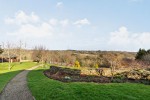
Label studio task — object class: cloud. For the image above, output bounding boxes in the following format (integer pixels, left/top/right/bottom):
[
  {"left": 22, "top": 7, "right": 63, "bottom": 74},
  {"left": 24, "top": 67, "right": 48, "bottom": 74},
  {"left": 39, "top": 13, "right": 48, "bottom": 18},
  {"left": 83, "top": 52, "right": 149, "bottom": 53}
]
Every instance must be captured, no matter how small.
[
  {"left": 4, "top": 11, "right": 73, "bottom": 39},
  {"left": 109, "top": 26, "right": 130, "bottom": 45},
  {"left": 49, "top": 18, "right": 69, "bottom": 27},
  {"left": 56, "top": 2, "right": 63, "bottom": 9},
  {"left": 5, "top": 10, "right": 39, "bottom": 25},
  {"left": 3, "top": 10, "right": 105, "bottom": 50},
  {"left": 73, "top": 18, "right": 90, "bottom": 27},
  {"left": 7, "top": 22, "right": 53, "bottom": 38},
  {"left": 108, "top": 26, "right": 150, "bottom": 51},
  {"left": 4, "top": 11, "right": 54, "bottom": 38},
  {"left": 49, "top": 18, "right": 58, "bottom": 26},
  {"left": 60, "top": 19, "right": 69, "bottom": 27}
]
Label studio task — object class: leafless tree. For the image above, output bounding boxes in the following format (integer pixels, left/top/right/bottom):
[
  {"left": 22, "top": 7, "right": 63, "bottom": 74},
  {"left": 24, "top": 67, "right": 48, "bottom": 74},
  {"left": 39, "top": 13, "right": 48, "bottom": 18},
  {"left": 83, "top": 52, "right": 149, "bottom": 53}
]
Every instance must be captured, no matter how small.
[
  {"left": 32, "top": 45, "right": 48, "bottom": 67},
  {"left": 16, "top": 40, "right": 27, "bottom": 64},
  {"left": 0, "top": 42, "right": 4, "bottom": 64},
  {"left": 4, "top": 42, "right": 19, "bottom": 70},
  {"left": 104, "top": 54, "right": 120, "bottom": 80},
  {"left": 6, "top": 42, "right": 11, "bottom": 70},
  {"left": 19, "top": 41, "right": 23, "bottom": 63}
]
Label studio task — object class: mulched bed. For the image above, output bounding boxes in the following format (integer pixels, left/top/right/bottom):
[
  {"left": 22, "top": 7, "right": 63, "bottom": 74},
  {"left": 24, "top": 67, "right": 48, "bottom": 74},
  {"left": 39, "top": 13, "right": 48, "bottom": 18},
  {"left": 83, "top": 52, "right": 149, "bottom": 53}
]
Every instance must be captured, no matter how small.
[
  {"left": 44, "top": 70, "right": 111, "bottom": 83},
  {"left": 43, "top": 66, "right": 150, "bottom": 84}
]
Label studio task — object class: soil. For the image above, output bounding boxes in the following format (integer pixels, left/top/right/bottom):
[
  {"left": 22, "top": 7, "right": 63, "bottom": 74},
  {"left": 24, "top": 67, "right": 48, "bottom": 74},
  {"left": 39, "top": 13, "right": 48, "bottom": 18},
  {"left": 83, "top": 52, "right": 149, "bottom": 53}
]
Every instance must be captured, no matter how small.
[
  {"left": 44, "top": 70, "right": 111, "bottom": 83},
  {"left": 43, "top": 66, "right": 150, "bottom": 85}
]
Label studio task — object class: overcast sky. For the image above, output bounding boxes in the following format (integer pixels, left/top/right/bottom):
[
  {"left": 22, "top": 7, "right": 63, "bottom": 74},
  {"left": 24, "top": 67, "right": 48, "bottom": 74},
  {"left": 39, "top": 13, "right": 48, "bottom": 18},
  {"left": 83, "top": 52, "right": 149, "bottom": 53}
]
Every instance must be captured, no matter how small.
[{"left": 0, "top": 0, "right": 150, "bottom": 51}]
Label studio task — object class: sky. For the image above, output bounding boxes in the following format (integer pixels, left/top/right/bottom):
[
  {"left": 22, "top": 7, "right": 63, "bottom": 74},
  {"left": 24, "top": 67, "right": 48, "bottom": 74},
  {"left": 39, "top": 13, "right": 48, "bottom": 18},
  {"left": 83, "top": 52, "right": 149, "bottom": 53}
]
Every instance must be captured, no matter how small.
[{"left": 0, "top": 0, "right": 150, "bottom": 51}]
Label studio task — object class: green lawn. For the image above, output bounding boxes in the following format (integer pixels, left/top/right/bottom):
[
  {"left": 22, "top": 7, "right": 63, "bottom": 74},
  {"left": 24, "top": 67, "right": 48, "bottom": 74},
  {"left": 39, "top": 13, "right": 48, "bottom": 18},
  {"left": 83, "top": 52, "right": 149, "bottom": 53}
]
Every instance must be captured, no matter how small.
[
  {"left": 0, "top": 62, "right": 38, "bottom": 92},
  {"left": 28, "top": 67, "right": 150, "bottom": 100}
]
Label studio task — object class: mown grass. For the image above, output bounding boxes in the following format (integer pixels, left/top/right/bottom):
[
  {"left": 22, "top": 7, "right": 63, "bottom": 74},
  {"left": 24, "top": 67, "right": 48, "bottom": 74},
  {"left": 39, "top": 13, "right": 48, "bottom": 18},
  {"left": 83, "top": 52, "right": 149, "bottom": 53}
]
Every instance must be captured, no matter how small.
[
  {"left": 28, "top": 67, "right": 150, "bottom": 100},
  {"left": 0, "top": 62, "right": 38, "bottom": 92}
]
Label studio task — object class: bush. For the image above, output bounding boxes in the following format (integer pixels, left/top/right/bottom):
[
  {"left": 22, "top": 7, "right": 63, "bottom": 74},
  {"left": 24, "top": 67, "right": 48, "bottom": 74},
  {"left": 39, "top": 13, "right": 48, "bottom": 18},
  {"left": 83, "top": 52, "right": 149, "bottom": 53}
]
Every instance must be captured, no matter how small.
[
  {"left": 94, "top": 64, "right": 99, "bottom": 69},
  {"left": 135, "top": 48, "right": 147, "bottom": 60},
  {"left": 0, "top": 48, "right": 3, "bottom": 54},
  {"left": 74, "top": 60, "right": 80, "bottom": 68}
]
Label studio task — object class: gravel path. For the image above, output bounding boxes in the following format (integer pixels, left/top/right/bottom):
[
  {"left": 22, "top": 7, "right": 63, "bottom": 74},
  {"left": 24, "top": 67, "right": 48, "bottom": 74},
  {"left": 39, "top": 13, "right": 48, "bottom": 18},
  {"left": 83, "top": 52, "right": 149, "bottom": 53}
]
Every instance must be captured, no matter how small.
[{"left": 0, "top": 65, "right": 41, "bottom": 100}]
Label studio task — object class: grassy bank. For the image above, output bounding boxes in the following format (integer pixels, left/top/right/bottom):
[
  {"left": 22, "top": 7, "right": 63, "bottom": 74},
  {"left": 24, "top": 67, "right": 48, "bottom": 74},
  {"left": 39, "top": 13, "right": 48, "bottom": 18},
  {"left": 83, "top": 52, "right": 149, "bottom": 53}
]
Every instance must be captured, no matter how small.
[
  {"left": 28, "top": 67, "right": 150, "bottom": 100},
  {"left": 0, "top": 62, "right": 37, "bottom": 92}
]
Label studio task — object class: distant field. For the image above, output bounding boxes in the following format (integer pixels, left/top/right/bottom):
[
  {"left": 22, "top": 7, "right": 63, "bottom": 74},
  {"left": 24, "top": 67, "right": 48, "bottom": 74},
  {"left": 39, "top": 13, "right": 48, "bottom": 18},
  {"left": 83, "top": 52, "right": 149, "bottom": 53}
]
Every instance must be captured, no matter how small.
[
  {"left": 0, "top": 62, "right": 37, "bottom": 92},
  {"left": 28, "top": 67, "right": 150, "bottom": 100}
]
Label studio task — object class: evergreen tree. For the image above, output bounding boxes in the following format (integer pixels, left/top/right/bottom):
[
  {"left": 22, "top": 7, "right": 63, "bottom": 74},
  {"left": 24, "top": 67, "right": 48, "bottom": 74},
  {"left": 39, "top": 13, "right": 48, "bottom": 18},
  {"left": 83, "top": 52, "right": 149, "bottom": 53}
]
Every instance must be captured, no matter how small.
[
  {"left": 0, "top": 45, "right": 3, "bottom": 54},
  {"left": 135, "top": 48, "right": 147, "bottom": 60}
]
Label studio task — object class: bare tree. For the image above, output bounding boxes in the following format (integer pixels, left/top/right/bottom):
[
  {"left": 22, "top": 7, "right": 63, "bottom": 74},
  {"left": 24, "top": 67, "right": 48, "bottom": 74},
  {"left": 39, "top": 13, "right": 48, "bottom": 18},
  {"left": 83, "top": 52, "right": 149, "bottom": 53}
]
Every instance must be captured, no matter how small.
[
  {"left": 6, "top": 42, "right": 11, "bottom": 70},
  {"left": 0, "top": 45, "right": 2, "bottom": 54},
  {"left": 0, "top": 43, "right": 4, "bottom": 64},
  {"left": 104, "top": 53, "right": 120, "bottom": 80},
  {"left": 65, "top": 51, "right": 75, "bottom": 66},
  {"left": 3, "top": 42, "right": 18, "bottom": 70},
  {"left": 17, "top": 40, "right": 26, "bottom": 64},
  {"left": 1, "top": 42, "right": 4, "bottom": 64},
  {"left": 32, "top": 45, "right": 47, "bottom": 67}
]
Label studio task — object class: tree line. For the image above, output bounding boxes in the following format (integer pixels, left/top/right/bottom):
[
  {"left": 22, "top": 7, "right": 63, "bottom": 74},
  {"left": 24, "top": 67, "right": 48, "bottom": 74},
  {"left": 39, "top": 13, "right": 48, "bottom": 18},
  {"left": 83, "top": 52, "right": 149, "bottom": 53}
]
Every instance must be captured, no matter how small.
[
  {"left": 2, "top": 41, "right": 146, "bottom": 71},
  {"left": 136, "top": 48, "right": 150, "bottom": 62}
]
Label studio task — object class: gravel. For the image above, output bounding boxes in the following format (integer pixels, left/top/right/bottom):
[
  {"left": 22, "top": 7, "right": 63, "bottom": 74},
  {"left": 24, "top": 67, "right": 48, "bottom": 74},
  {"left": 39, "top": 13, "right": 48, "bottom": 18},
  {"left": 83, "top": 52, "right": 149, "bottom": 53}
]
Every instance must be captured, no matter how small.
[{"left": 0, "top": 65, "right": 40, "bottom": 100}]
